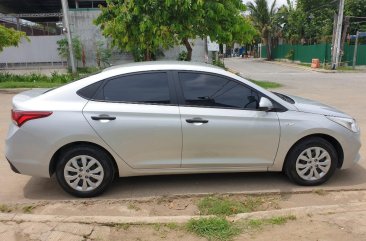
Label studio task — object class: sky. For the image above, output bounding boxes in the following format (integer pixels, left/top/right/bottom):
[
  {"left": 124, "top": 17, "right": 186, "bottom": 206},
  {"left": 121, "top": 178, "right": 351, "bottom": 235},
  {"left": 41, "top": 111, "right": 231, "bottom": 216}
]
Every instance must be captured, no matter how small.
[{"left": 242, "top": 0, "right": 288, "bottom": 8}]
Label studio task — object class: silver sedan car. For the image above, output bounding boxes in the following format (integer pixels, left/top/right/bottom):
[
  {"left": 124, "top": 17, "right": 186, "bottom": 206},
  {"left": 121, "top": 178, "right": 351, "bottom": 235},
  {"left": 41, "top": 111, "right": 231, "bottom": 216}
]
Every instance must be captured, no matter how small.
[{"left": 5, "top": 62, "right": 361, "bottom": 197}]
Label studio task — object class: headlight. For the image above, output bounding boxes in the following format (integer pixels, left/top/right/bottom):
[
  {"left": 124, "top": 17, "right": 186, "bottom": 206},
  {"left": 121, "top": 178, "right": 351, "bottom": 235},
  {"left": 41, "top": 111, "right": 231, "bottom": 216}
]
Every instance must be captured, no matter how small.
[{"left": 327, "top": 116, "right": 360, "bottom": 133}]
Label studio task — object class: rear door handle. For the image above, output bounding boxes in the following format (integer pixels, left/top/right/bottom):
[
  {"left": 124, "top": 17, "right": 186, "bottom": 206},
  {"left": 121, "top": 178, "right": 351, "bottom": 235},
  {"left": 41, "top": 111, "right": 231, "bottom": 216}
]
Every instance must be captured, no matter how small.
[
  {"left": 186, "top": 118, "right": 209, "bottom": 124},
  {"left": 91, "top": 115, "right": 116, "bottom": 121}
]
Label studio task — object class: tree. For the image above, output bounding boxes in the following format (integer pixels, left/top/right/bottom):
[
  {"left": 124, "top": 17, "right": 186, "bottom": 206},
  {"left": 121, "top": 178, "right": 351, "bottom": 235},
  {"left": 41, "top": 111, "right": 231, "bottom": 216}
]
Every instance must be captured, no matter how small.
[
  {"left": 57, "top": 37, "right": 82, "bottom": 67},
  {"left": 247, "top": 0, "right": 277, "bottom": 60},
  {"left": 95, "top": 40, "right": 112, "bottom": 68},
  {"left": 95, "top": 0, "right": 175, "bottom": 61},
  {"left": 296, "top": 0, "right": 336, "bottom": 44},
  {"left": 166, "top": 0, "right": 256, "bottom": 60},
  {"left": 95, "top": 0, "right": 256, "bottom": 61},
  {"left": 0, "top": 25, "right": 28, "bottom": 52},
  {"left": 275, "top": 0, "right": 304, "bottom": 44},
  {"left": 345, "top": 0, "right": 366, "bottom": 35}
]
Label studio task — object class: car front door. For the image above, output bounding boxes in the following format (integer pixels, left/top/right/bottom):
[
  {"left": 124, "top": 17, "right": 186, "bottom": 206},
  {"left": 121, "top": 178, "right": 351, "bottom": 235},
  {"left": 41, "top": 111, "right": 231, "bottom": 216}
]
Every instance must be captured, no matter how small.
[
  {"left": 176, "top": 71, "right": 281, "bottom": 168},
  {"left": 83, "top": 71, "right": 182, "bottom": 169}
]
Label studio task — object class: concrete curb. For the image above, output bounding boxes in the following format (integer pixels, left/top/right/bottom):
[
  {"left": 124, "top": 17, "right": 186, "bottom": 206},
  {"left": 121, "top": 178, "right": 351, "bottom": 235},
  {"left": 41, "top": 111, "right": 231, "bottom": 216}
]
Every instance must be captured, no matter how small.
[
  {"left": 1, "top": 202, "right": 365, "bottom": 225},
  {"left": 263, "top": 60, "right": 335, "bottom": 73}
]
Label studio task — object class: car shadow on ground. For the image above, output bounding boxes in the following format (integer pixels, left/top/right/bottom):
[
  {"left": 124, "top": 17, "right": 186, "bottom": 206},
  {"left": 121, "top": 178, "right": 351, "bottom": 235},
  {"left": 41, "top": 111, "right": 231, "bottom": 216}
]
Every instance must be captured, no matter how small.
[{"left": 22, "top": 164, "right": 366, "bottom": 200}]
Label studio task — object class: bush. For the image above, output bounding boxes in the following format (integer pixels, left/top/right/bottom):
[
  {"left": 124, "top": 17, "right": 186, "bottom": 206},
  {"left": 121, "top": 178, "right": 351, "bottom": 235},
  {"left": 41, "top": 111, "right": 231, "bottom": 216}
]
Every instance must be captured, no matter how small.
[
  {"left": 178, "top": 51, "right": 188, "bottom": 61},
  {"left": 285, "top": 49, "right": 295, "bottom": 61}
]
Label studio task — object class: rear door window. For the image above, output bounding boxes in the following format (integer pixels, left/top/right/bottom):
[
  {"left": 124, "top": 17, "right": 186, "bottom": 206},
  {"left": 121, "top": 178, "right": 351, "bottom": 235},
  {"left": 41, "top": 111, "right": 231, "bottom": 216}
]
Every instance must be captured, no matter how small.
[{"left": 93, "top": 72, "right": 171, "bottom": 104}]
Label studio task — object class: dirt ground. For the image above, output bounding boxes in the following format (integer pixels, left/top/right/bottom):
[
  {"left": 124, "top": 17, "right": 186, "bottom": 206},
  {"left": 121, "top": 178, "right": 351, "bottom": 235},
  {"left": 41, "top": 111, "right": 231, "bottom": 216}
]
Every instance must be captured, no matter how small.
[
  {"left": 1, "top": 190, "right": 366, "bottom": 241},
  {"left": 1, "top": 204, "right": 366, "bottom": 241},
  {"left": 1, "top": 190, "right": 366, "bottom": 217}
]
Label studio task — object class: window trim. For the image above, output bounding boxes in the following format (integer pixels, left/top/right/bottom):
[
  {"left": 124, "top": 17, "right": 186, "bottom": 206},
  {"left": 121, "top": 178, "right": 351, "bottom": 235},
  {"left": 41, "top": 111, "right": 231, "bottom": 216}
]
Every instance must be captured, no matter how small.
[
  {"left": 173, "top": 70, "right": 287, "bottom": 112},
  {"left": 78, "top": 71, "right": 178, "bottom": 106}
]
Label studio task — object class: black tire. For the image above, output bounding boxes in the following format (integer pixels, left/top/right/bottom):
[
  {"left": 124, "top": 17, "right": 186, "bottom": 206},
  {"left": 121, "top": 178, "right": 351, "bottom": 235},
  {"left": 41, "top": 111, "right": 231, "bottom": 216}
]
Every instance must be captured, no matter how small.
[
  {"left": 55, "top": 145, "right": 115, "bottom": 198},
  {"left": 284, "top": 137, "right": 338, "bottom": 186}
]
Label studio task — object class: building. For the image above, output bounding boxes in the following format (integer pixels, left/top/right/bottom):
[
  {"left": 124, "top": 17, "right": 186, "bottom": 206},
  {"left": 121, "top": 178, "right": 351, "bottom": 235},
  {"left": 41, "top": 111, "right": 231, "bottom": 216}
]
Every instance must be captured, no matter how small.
[{"left": 0, "top": 0, "right": 207, "bottom": 69}]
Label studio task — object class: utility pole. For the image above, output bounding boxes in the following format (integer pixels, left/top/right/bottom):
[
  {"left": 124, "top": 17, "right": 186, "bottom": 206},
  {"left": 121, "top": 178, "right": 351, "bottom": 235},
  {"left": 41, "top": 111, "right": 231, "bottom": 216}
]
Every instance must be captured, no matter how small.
[
  {"left": 352, "top": 31, "right": 359, "bottom": 69},
  {"left": 340, "top": 16, "right": 350, "bottom": 57},
  {"left": 61, "top": 0, "right": 77, "bottom": 74},
  {"left": 331, "top": 0, "right": 345, "bottom": 69}
]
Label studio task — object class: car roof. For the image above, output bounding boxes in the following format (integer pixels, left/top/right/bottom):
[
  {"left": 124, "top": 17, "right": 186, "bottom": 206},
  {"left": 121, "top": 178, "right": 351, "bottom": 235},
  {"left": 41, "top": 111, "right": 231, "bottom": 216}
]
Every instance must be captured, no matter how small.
[{"left": 102, "top": 61, "right": 225, "bottom": 74}]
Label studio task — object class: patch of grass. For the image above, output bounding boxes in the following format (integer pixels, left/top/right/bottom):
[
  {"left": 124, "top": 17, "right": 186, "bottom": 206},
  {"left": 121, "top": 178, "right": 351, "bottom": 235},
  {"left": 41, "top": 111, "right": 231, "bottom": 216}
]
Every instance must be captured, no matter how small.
[
  {"left": 250, "top": 80, "right": 282, "bottom": 89},
  {"left": 298, "top": 63, "right": 311, "bottom": 67},
  {"left": 312, "top": 189, "right": 328, "bottom": 196},
  {"left": 0, "top": 204, "right": 13, "bottom": 213},
  {"left": 187, "top": 217, "right": 240, "bottom": 241},
  {"left": 165, "top": 222, "right": 180, "bottom": 230},
  {"left": 127, "top": 203, "right": 141, "bottom": 211},
  {"left": 0, "top": 69, "right": 100, "bottom": 88},
  {"left": 22, "top": 205, "right": 35, "bottom": 214},
  {"left": 241, "top": 215, "right": 296, "bottom": 231},
  {"left": 198, "top": 196, "right": 263, "bottom": 216},
  {"left": 114, "top": 223, "right": 131, "bottom": 231},
  {"left": 0, "top": 81, "right": 64, "bottom": 88}
]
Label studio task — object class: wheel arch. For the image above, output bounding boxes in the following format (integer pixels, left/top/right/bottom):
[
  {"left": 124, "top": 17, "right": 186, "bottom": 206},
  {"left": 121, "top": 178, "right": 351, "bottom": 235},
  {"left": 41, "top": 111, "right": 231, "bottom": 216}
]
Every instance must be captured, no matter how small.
[
  {"left": 282, "top": 133, "right": 344, "bottom": 171},
  {"left": 49, "top": 141, "right": 119, "bottom": 177}
]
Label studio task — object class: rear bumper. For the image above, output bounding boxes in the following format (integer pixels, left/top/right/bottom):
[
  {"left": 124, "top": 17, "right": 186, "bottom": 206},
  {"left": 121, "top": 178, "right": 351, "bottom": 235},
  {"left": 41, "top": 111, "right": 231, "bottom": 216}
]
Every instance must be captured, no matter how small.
[
  {"left": 5, "top": 123, "right": 52, "bottom": 178},
  {"left": 6, "top": 157, "right": 20, "bottom": 174}
]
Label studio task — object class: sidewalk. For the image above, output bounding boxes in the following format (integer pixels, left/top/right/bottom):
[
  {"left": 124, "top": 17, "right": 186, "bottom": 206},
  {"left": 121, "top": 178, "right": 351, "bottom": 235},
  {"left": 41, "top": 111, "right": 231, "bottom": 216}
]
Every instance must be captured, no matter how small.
[{"left": 1, "top": 201, "right": 366, "bottom": 241}]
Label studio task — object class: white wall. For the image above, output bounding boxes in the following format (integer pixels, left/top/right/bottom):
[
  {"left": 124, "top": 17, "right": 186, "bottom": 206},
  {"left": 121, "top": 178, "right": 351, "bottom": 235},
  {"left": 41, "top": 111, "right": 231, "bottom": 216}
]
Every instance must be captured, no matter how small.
[{"left": 0, "top": 35, "right": 64, "bottom": 64}]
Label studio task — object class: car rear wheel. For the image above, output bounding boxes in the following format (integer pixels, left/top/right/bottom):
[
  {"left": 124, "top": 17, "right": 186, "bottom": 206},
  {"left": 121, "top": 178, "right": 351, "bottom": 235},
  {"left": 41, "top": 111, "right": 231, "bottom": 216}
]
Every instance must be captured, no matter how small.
[
  {"left": 285, "top": 137, "right": 338, "bottom": 186},
  {"left": 55, "top": 145, "right": 114, "bottom": 197}
]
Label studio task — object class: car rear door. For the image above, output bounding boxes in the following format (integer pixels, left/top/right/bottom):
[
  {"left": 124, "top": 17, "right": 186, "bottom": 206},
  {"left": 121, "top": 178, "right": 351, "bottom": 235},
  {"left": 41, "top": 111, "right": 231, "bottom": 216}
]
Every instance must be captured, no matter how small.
[
  {"left": 82, "top": 71, "right": 182, "bottom": 169},
  {"left": 175, "top": 71, "right": 281, "bottom": 168}
]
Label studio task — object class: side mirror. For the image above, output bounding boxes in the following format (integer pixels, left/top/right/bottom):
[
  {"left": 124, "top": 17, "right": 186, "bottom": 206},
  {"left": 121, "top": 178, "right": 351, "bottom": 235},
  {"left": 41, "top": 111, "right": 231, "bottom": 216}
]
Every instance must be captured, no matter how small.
[{"left": 259, "top": 97, "right": 273, "bottom": 111}]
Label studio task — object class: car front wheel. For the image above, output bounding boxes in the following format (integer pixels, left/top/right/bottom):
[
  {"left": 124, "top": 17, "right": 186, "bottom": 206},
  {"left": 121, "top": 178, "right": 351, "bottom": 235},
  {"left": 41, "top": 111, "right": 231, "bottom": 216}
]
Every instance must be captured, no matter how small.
[
  {"left": 285, "top": 137, "right": 338, "bottom": 186},
  {"left": 55, "top": 145, "right": 114, "bottom": 197}
]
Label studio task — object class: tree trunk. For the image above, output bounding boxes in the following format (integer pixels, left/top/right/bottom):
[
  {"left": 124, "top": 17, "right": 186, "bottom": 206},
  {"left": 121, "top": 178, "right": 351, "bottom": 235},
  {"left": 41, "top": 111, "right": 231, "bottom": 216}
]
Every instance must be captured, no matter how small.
[
  {"left": 144, "top": 49, "right": 152, "bottom": 61},
  {"left": 183, "top": 38, "right": 193, "bottom": 61},
  {"left": 266, "top": 34, "right": 272, "bottom": 60}
]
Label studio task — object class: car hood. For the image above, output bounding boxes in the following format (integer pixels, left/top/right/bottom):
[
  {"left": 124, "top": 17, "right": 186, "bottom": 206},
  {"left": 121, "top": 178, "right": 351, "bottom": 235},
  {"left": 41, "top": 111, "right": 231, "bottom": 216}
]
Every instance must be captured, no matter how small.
[{"left": 288, "top": 95, "right": 351, "bottom": 118}]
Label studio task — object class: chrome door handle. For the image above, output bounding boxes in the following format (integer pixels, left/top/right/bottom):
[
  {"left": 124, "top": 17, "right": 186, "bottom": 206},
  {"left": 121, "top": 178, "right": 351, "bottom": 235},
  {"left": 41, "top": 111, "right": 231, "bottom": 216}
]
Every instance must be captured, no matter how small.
[
  {"left": 186, "top": 118, "right": 209, "bottom": 124},
  {"left": 91, "top": 115, "right": 116, "bottom": 121}
]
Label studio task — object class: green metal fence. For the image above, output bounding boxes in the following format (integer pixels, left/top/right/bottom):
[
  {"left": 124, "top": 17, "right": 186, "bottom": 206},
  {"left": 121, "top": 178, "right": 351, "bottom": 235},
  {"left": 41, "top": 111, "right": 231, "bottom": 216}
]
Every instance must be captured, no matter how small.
[{"left": 261, "top": 44, "right": 366, "bottom": 66}]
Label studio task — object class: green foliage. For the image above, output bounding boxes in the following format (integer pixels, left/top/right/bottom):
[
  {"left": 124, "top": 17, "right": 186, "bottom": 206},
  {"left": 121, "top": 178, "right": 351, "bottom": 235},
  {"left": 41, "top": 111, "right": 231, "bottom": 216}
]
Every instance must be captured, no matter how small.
[
  {"left": 178, "top": 51, "right": 188, "bottom": 61},
  {"left": 198, "top": 196, "right": 263, "bottom": 216},
  {"left": 345, "top": 0, "right": 366, "bottom": 34},
  {"left": 0, "top": 25, "right": 28, "bottom": 52},
  {"left": 187, "top": 217, "right": 240, "bottom": 241},
  {"left": 95, "top": 0, "right": 175, "bottom": 61},
  {"left": 95, "top": 40, "right": 112, "bottom": 68},
  {"left": 0, "top": 204, "right": 12, "bottom": 213},
  {"left": 212, "top": 59, "right": 226, "bottom": 69},
  {"left": 247, "top": 0, "right": 278, "bottom": 59},
  {"left": 248, "top": 79, "right": 282, "bottom": 89},
  {"left": 241, "top": 215, "right": 297, "bottom": 231},
  {"left": 95, "top": 0, "right": 256, "bottom": 61},
  {"left": 285, "top": 49, "right": 295, "bottom": 60},
  {"left": 22, "top": 205, "right": 35, "bottom": 214},
  {"left": 57, "top": 37, "right": 83, "bottom": 65},
  {"left": 273, "top": 0, "right": 337, "bottom": 44},
  {"left": 0, "top": 70, "right": 98, "bottom": 88}
]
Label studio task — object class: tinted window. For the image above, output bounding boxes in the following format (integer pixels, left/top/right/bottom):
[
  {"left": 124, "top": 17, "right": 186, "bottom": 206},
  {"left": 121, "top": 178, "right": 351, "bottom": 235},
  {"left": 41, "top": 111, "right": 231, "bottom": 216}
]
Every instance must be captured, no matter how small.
[
  {"left": 96, "top": 72, "right": 170, "bottom": 104},
  {"left": 179, "top": 72, "right": 260, "bottom": 109}
]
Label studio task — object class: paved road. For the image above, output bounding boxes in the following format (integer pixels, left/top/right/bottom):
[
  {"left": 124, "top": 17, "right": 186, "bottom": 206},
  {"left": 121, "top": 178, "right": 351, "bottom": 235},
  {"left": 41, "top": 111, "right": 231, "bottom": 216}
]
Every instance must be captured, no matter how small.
[{"left": 0, "top": 60, "right": 365, "bottom": 202}]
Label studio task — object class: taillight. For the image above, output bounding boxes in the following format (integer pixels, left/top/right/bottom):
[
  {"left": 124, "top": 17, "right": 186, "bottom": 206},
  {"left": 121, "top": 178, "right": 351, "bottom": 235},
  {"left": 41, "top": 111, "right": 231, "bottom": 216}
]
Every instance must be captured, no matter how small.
[{"left": 11, "top": 110, "right": 52, "bottom": 127}]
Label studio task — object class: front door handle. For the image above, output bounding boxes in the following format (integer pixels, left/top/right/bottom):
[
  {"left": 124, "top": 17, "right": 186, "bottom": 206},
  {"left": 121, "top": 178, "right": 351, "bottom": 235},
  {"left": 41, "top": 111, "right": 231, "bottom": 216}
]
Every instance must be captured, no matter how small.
[
  {"left": 91, "top": 115, "right": 116, "bottom": 121},
  {"left": 186, "top": 118, "right": 209, "bottom": 124}
]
